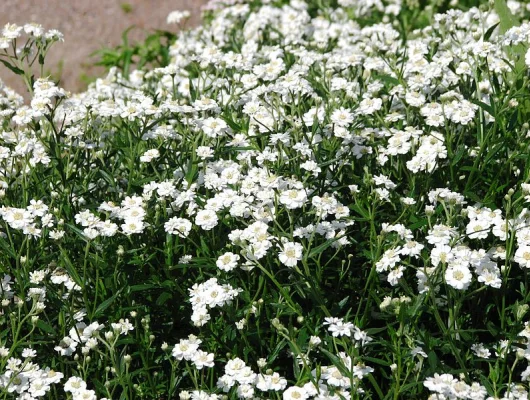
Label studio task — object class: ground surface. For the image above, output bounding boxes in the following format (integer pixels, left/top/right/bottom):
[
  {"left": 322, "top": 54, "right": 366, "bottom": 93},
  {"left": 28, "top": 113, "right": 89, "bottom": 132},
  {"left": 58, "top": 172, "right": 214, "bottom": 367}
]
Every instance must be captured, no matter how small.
[{"left": 0, "top": 0, "right": 208, "bottom": 97}]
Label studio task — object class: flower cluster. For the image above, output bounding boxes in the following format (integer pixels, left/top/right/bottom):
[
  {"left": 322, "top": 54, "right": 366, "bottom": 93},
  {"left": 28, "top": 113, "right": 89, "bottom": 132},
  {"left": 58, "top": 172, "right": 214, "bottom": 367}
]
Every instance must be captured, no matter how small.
[
  {"left": 172, "top": 335, "right": 215, "bottom": 370},
  {"left": 0, "top": 351, "right": 64, "bottom": 399},
  {"left": 188, "top": 278, "right": 241, "bottom": 327},
  {"left": 2, "top": 0, "right": 530, "bottom": 398}
]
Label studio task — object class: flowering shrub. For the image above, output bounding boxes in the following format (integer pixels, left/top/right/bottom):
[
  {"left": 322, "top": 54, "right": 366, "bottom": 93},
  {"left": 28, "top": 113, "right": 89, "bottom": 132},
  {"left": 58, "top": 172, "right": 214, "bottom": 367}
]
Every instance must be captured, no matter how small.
[{"left": 1, "top": 0, "right": 530, "bottom": 398}]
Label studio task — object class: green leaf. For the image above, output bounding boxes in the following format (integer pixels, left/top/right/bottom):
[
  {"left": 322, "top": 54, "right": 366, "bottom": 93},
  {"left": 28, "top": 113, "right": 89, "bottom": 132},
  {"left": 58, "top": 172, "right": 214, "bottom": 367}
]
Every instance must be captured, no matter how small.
[
  {"left": 494, "top": 0, "right": 527, "bottom": 74},
  {"left": 94, "top": 288, "right": 123, "bottom": 318},
  {"left": 486, "top": 321, "right": 499, "bottom": 337},
  {"left": 494, "top": 0, "right": 518, "bottom": 34},
  {"left": 128, "top": 284, "right": 158, "bottom": 292},
  {"left": 156, "top": 292, "right": 172, "bottom": 306},
  {"left": 308, "top": 237, "right": 341, "bottom": 258},
  {"left": 58, "top": 247, "right": 83, "bottom": 288},
  {"left": 36, "top": 320, "right": 56, "bottom": 335},
  {"left": 427, "top": 351, "right": 439, "bottom": 371},
  {"left": 320, "top": 348, "right": 351, "bottom": 377},
  {"left": 222, "top": 114, "right": 241, "bottom": 131},
  {"left": 0, "top": 59, "right": 25, "bottom": 76},
  {"left": 349, "top": 204, "right": 370, "bottom": 220},
  {"left": 362, "top": 356, "right": 391, "bottom": 366},
  {"left": 338, "top": 296, "right": 350, "bottom": 308},
  {"left": 470, "top": 99, "right": 495, "bottom": 117},
  {"left": 484, "top": 22, "right": 500, "bottom": 41},
  {"left": 0, "top": 237, "right": 16, "bottom": 259},
  {"left": 375, "top": 73, "right": 400, "bottom": 86},
  {"left": 484, "top": 143, "right": 505, "bottom": 164},
  {"left": 366, "top": 374, "right": 385, "bottom": 399},
  {"left": 267, "top": 338, "right": 288, "bottom": 364},
  {"left": 451, "top": 145, "right": 466, "bottom": 167},
  {"left": 65, "top": 223, "right": 89, "bottom": 243}
]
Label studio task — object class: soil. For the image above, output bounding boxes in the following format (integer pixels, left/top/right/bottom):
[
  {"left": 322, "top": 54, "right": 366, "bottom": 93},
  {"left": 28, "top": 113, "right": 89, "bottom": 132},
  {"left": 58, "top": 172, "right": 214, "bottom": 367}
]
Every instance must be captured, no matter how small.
[{"left": 0, "top": 0, "right": 209, "bottom": 97}]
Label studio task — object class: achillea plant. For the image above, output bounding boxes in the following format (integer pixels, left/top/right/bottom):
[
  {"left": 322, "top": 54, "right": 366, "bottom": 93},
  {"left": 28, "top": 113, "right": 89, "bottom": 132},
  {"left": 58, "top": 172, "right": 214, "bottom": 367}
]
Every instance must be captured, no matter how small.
[{"left": 1, "top": 0, "right": 530, "bottom": 399}]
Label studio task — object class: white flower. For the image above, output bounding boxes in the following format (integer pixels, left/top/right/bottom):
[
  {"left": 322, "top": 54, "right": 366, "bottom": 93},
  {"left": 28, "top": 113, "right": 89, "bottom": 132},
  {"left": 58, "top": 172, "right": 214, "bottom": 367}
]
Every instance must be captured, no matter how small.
[
  {"left": 2, "top": 23, "right": 23, "bottom": 39},
  {"left": 278, "top": 242, "right": 303, "bottom": 267},
  {"left": 387, "top": 266, "right": 405, "bottom": 286},
  {"left": 217, "top": 374, "right": 235, "bottom": 392},
  {"left": 237, "top": 384, "right": 255, "bottom": 399},
  {"left": 165, "top": 217, "right": 192, "bottom": 237},
  {"left": 111, "top": 318, "right": 134, "bottom": 335},
  {"left": 279, "top": 189, "right": 307, "bottom": 209},
  {"left": 172, "top": 339, "right": 200, "bottom": 361},
  {"left": 64, "top": 376, "right": 87, "bottom": 393},
  {"left": 121, "top": 219, "right": 145, "bottom": 235},
  {"left": 196, "top": 146, "right": 214, "bottom": 159},
  {"left": 216, "top": 252, "right": 240, "bottom": 272},
  {"left": 471, "top": 343, "right": 490, "bottom": 358},
  {"left": 514, "top": 245, "right": 530, "bottom": 269},
  {"left": 21, "top": 348, "right": 36, "bottom": 358},
  {"left": 430, "top": 244, "right": 453, "bottom": 267},
  {"left": 283, "top": 386, "right": 308, "bottom": 400},
  {"left": 140, "top": 149, "right": 160, "bottom": 162},
  {"left": 466, "top": 219, "right": 490, "bottom": 240},
  {"left": 330, "top": 107, "right": 354, "bottom": 127},
  {"left": 73, "top": 388, "right": 97, "bottom": 400},
  {"left": 195, "top": 209, "right": 219, "bottom": 231},
  {"left": 192, "top": 350, "right": 215, "bottom": 369},
  {"left": 29, "top": 378, "right": 50, "bottom": 397},
  {"left": 167, "top": 10, "right": 191, "bottom": 24},
  {"left": 357, "top": 97, "right": 382, "bottom": 115},
  {"left": 323, "top": 317, "right": 354, "bottom": 337},
  {"left": 352, "top": 363, "right": 374, "bottom": 378},
  {"left": 445, "top": 265, "right": 472, "bottom": 290},
  {"left": 55, "top": 336, "right": 78, "bottom": 356}
]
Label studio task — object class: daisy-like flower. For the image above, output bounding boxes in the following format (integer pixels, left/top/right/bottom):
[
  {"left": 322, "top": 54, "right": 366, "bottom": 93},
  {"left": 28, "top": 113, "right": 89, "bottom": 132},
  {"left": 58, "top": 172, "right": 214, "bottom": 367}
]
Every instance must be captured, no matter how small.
[
  {"left": 195, "top": 209, "right": 219, "bottom": 231},
  {"left": 2, "top": 23, "right": 23, "bottom": 39},
  {"left": 278, "top": 241, "right": 303, "bottom": 267},
  {"left": 445, "top": 265, "right": 472, "bottom": 290},
  {"left": 29, "top": 378, "right": 50, "bottom": 397},
  {"left": 111, "top": 318, "right": 134, "bottom": 335},
  {"left": 167, "top": 10, "right": 191, "bottom": 25},
  {"left": 357, "top": 97, "right": 382, "bottom": 115},
  {"left": 121, "top": 219, "right": 145, "bottom": 235},
  {"left": 216, "top": 252, "right": 240, "bottom": 272},
  {"left": 323, "top": 317, "right": 354, "bottom": 337},
  {"left": 63, "top": 376, "right": 87, "bottom": 393},
  {"left": 73, "top": 388, "right": 97, "bottom": 400},
  {"left": 466, "top": 219, "right": 491, "bottom": 240},
  {"left": 172, "top": 338, "right": 201, "bottom": 361},
  {"left": 279, "top": 189, "right": 307, "bottom": 209},
  {"left": 330, "top": 107, "right": 354, "bottom": 127},
  {"left": 283, "top": 386, "right": 308, "bottom": 400},
  {"left": 191, "top": 350, "right": 215, "bottom": 369},
  {"left": 55, "top": 336, "right": 78, "bottom": 356},
  {"left": 165, "top": 217, "right": 192, "bottom": 237},
  {"left": 140, "top": 149, "right": 160, "bottom": 162},
  {"left": 352, "top": 363, "right": 374, "bottom": 379},
  {"left": 514, "top": 245, "right": 530, "bottom": 269}
]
